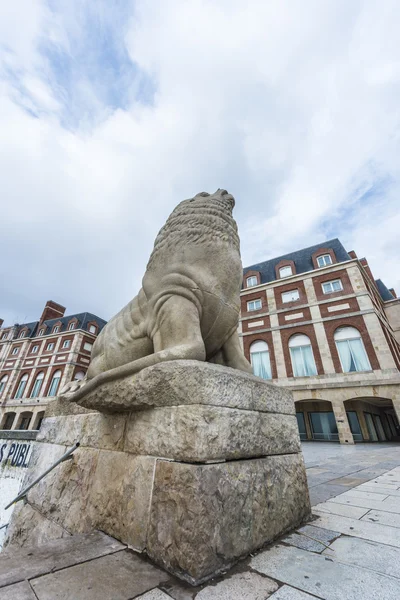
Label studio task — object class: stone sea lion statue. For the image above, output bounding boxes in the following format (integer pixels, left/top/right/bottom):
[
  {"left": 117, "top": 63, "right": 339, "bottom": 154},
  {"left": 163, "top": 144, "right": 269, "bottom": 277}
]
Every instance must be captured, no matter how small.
[{"left": 62, "top": 189, "right": 252, "bottom": 405}]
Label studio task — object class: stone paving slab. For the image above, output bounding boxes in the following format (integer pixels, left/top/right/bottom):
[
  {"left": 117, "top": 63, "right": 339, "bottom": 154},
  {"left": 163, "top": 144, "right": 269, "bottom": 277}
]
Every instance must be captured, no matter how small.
[
  {"left": 269, "top": 586, "right": 321, "bottom": 599},
  {"left": 30, "top": 550, "right": 170, "bottom": 600},
  {"left": 328, "top": 493, "right": 400, "bottom": 513},
  {"left": 322, "top": 536, "right": 400, "bottom": 579},
  {"left": 0, "top": 581, "right": 36, "bottom": 600},
  {"left": 312, "top": 501, "right": 369, "bottom": 519},
  {"left": 195, "top": 572, "right": 279, "bottom": 599},
  {"left": 312, "top": 512, "right": 400, "bottom": 548},
  {"left": 136, "top": 591, "right": 173, "bottom": 599},
  {"left": 0, "top": 531, "right": 124, "bottom": 587},
  {"left": 308, "top": 484, "right": 351, "bottom": 506},
  {"left": 335, "top": 489, "right": 389, "bottom": 501},
  {"left": 250, "top": 544, "right": 400, "bottom": 599},
  {"left": 358, "top": 485, "right": 400, "bottom": 497},
  {"left": 361, "top": 509, "right": 400, "bottom": 528}
]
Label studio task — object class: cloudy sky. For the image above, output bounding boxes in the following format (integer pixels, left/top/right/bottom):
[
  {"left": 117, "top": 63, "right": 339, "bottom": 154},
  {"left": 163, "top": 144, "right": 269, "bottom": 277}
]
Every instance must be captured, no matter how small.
[{"left": 1, "top": 0, "right": 399, "bottom": 326}]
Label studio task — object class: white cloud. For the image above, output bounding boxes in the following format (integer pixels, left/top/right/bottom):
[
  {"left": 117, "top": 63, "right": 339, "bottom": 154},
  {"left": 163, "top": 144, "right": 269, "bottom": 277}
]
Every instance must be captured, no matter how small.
[{"left": 0, "top": 0, "right": 399, "bottom": 325}]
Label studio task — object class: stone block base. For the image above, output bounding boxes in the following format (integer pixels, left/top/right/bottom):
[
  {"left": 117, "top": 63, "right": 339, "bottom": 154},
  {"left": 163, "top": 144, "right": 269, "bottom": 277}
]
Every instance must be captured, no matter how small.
[{"left": 6, "top": 361, "right": 311, "bottom": 585}]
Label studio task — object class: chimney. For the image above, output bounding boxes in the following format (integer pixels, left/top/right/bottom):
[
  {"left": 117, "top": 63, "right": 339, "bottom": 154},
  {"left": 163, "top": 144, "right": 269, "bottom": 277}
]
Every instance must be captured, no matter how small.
[
  {"left": 40, "top": 301, "right": 66, "bottom": 324},
  {"left": 348, "top": 250, "right": 357, "bottom": 259},
  {"left": 389, "top": 288, "right": 397, "bottom": 299}
]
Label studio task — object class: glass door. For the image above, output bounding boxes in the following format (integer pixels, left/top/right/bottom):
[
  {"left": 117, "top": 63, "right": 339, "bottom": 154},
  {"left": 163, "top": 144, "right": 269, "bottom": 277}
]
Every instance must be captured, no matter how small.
[
  {"left": 364, "top": 412, "right": 378, "bottom": 441},
  {"left": 373, "top": 415, "right": 386, "bottom": 441},
  {"left": 310, "top": 412, "right": 339, "bottom": 441},
  {"left": 346, "top": 411, "right": 363, "bottom": 442},
  {"left": 296, "top": 413, "right": 307, "bottom": 440}
]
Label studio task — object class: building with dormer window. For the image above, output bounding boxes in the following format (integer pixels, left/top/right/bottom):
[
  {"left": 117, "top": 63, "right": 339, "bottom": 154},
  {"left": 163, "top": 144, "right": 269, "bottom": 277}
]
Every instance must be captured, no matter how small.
[
  {"left": 0, "top": 300, "right": 106, "bottom": 431},
  {"left": 240, "top": 239, "right": 400, "bottom": 445}
]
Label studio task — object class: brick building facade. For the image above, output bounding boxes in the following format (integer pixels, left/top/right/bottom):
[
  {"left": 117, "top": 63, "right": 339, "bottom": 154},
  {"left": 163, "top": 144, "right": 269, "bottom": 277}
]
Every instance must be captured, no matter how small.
[
  {"left": 241, "top": 239, "right": 400, "bottom": 444},
  {"left": 0, "top": 301, "right": 106, "bottom": 431}
]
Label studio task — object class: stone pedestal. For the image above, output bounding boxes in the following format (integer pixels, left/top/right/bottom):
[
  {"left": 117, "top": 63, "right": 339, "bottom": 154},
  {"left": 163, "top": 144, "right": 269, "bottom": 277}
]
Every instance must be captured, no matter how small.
[{"left": 5, "top": 361, "right": 311, "bottom": 585}]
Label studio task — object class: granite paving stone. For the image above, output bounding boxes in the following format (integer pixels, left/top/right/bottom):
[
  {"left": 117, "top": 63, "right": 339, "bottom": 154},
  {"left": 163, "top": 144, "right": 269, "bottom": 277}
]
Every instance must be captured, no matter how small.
[
  {"left": 328, "top": 493, "right": 400, "bottom": 513},
  {"left": 160, "top": 581, "right": 196, "bottom": 600},
  {"left": 0, "top": 581, "right": 37, "bottom": 600},
  {"left": 283, "top": 533, "right": 327, "bottom": 553},
  {"left": 0, "top": 531, "right": 125, "bottom": 587},
  {"left": 195, "top": 572, "right": 279, "bottom": 600},
  {"left": 322, "top": 536, "right": 400, "bottom": 578},
  {"left": 361, "top": 509, "right": 400, "bottom": 528},
  {"left": 251, "top": 544, "right": 400, "bottom": 599},
  {"left": 312, "top": 501, "right": 369, "bottom": 519},
  {"left": 30, "top": 550, "right": 170, "bottom": 600},
  {"left": 333, "top": 489, "right": 389, "bottom": 501},
  {"left": 308, "top": 484, "right": 350, "bottom": 506},
  {"left": 312, "top": 512, "right": 400, "bottom": 547},
  {"left": 268, "top": 585, "right": 322, "bottom": 600},
  {"left": 357, "top": 485, "right": 400, "bottom": 497},
  {"left": 135, "top": 590, "right": 173, "bottom": 600}
]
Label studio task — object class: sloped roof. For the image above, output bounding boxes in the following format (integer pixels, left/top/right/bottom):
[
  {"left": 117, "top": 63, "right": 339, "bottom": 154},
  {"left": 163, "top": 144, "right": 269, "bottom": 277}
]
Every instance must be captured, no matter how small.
[
  {"left": 243, "top": 239, "right": 351, "bottom": 285},
  {"left": 375, "top": 279, "right": 396, "bottom": 302}
]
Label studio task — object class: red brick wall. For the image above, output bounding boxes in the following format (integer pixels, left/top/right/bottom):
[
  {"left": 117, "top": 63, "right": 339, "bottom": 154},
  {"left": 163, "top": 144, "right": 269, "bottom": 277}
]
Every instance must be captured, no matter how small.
[
  {"left": 241, "top": 290, "right": 267, "bottom": 316},
  {"left": 242, "top": 270, "right": 261, "bottom": 288},
  {"left": 319, "top": 297, "right": 359, "bottom": 318},
  {"left": 274, "top": 281, "right": 307, "bottom": 310},
  {"left": 278, "top": 307, "right": 311, "bottom": 326},
  {"left": 242, "top": 315, "right": 271, "bottom": 332},
  {"left": 313, "top": 269, "right": 353, "bottom": 302}
]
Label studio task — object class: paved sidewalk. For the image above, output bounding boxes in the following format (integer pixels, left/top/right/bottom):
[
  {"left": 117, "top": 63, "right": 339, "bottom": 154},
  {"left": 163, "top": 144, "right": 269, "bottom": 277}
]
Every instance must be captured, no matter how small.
[{"left": 1, "top": 444, "right": 400, "bottom": 599}]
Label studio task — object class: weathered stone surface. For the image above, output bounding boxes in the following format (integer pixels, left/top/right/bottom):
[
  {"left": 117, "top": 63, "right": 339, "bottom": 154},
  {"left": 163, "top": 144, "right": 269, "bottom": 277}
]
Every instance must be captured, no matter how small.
[
  {"left": 69, "top": 360, "right": 295, "bottom": 414},
  {"left": 125, "top": 405, "right": 300, "bottom": 462},
  {"left": 147, "top": 454, "right": 310, "bottom": 585},
  {"left": 60, "top": 189, "right": 253, "bottom": 409},
  {"left": 4, "top": 502, "right": 69, "bottom": 550},
  {"left": 0, "top": 581, "right": 36, "bottom": 600},
  {"left": 45, "top": 395, "right": 95, "bottom": 417},
  {"left": 135, "top": 591, "right": 173, "bottom": 600},
  {"left": 323, "top": 536, "right": 400, "bottom": 579},
  {"left": 268, "top": 586, "right": 322, "bottom": 599},
  {"left": 195, "top": 572, "right": 278, "bottom": 599},
  {"left": 87, "top": 452, "right": 156, "bottom": 551},
  {"left": 30, "top": 550, "right": 170, "bottom": 600},
  {"left": 0, "top": 531, "right": 123, "bottom": 587},
  {"left": 37, "top": 413, "right": 126, "bottom": 451}
]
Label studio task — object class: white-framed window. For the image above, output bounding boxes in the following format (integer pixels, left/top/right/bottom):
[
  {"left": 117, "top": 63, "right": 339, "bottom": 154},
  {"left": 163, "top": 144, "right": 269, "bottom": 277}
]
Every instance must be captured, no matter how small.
[
  {"left": 46, "top": 343, "right": 55, "bottom": 351},
  {"left": 334, "top": 327, "right": 371, "bottom": 373},
  {"left": 47, "top": 370, "right": 62, "bottom": 396},
  {"left": 250, "top": 341, "right": 272, "bottom": 380},
  {"left": 30, "top": 372, "right": 44, "bottom": 398},
  {"left": 74, "top": 371, "right": 85, "bottom": 381},
  {"left": 62, "top": 340, "right": 71, "bottom": 349},
  {"left": 12, "top": 347, "right": 19, "bottom": 355},
  {"left": 0, "top": 375, "right": 8, "bottom": 395},
  {"left": 247, "top": 299, "right": 262, "bottom": 312},
  {"left": 31, "top": 345, "right": 39, "bottom": 353},
  {"left": 282, "top": 289, "right": 300, "bottom": 303},
  {"left": 19, "top": 331, "right": 26, "bottom": 338},
  {"left": 15, "top": 374, "right": 29, "bottom": 399},
  {"left": 53, "top": 326, "right": 60, "bottom": 334},
  {"left": 88, "top": 325, "right": 97, "bottom": 334},
  {"left": 317, "top": 254, "right": 332, "bottom": 268},
  {"left": 322, "top": 279, "right": 343, "bottom": 294},
  {"left": 68, "top": 323, "right": 75, "bottom": 331},
  {"left": 38, "top": 329, "right": 45, "bottom": 336},
  {"left": 2, "top": 333, "right": 8, "bottom": 340},
  {"left": 289, "top": 334, "right": 318, "bottom": 377},
  {"left": 246, "top": 276, "right": 258, "bottom": 288},
  {"left": 279, "top": 266, "right": 293, "bottom": 278}
]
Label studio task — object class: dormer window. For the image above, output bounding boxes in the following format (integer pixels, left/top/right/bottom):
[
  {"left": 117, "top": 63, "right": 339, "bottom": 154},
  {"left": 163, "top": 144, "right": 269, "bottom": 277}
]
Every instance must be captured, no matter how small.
[
  {"left": 322, "top": 279, "right": 343, "bottom": 294},
  {"left": 19, "top": 331, "right": 26, "bottom": 338},
  {"left": 246, "top": 276, "right": 258, "bottom": 288},
  {"left": 68, "top": 323, "right": 75, "bottom": 331},
  {"left": 279, "top": 266, "right": 293, "bottom": 278},
  {"left": 317, "top": 254, "right": 332, "bottom": 268},
  {"left": 2, "top": 333, "right": 8, "bottom": 340},
  {"left": 38, "top": 329, "right": 45, "bottom": 336},
  {"left": 53, "top": 326, "right": 60, "bottom": 334}
]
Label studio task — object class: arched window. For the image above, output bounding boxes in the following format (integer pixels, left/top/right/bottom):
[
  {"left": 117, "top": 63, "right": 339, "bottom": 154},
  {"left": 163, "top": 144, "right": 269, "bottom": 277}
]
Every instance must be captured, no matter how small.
[
  {"left": 289, "top": 334, "right": 317, "bottom": 377},
  {"left": 0, "top": 375, "right": 8, "bottom": 395},
  {"left": 17, "top": 411, "right": 33, "bottom": 430},
  {"left": 74, "top": 371, "right": 85, "bottom": 381},
  {"left": 334, "top": 327, "right": 371, "bottom": 372},
  {"left": 47, "top": 370, "right": 62, "bottom": 397},
  {"left": 250, "top": 341, "right": 272, "bottom": 379},
  {"left": 279, "top": 266, "right": 293, "bottom": 278},
  {"left": 30, "top": 372, "right": 44, "bottom": 398},
  {"left": 2, "top": 412, "right": 16, "bottom": 430},
  {"left": 15, "top": 374, "right": 29, "bottom": 399}
]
